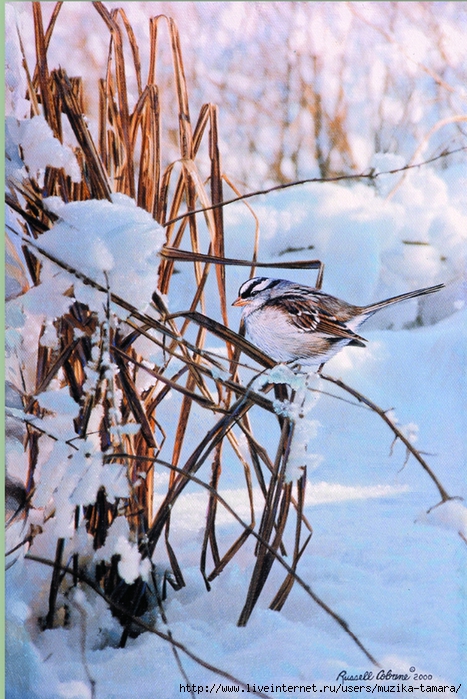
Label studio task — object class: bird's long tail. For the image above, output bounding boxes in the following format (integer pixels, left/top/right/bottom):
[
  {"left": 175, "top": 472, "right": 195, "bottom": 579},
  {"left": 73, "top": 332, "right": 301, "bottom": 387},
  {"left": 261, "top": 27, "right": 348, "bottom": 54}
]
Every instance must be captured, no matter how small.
[{"left": 362, "top": 283, "right": 444, "bottom": 315}]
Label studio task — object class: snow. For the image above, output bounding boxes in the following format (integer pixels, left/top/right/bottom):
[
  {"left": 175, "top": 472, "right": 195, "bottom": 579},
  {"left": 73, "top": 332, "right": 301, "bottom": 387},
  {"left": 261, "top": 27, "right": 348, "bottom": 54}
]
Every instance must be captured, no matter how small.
[
  {"left": 417, "top": 500, "right": 467, "bottom": 538},
  {"left": 5, "top": 116, "right": 81, "bottom": 185},
  {"left": 4, "top": 5, "right": 29, "bottom": 119},
  {"left": 20, "top": 116, "right": 81, "bottom": 182},
  {"left": 263, "top": 369, "right": 323, "bottom": 481},
  {"left": 40, "top": 195, "right": 165, "bottom": 315},
  {"left": 113, "top": 537, "right": 145, "bottom": 585},
  {"left": 5, "top": 3, "right": 467, "bottom": 699}
]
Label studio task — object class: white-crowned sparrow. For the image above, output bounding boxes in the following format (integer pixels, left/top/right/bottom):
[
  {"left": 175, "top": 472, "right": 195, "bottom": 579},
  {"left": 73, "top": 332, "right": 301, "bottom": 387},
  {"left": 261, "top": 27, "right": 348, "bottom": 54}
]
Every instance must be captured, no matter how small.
[{"left": 232, "top": 276, "right": 444, "bottom": 367}]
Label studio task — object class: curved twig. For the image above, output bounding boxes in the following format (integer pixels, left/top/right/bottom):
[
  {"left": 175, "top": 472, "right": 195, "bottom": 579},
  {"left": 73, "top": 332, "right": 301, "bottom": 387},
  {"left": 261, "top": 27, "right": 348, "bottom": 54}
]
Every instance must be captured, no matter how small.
[
  {"left": 319, "top": 372, "right": 452, "bottom": 503},
  {"left": 162, "top": 146, "right": 467, "bottom": 228}
]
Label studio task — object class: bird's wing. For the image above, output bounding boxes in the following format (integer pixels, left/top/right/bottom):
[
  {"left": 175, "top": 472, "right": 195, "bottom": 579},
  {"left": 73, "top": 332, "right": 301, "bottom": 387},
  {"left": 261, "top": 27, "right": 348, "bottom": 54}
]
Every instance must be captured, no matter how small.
[{"left": 267, "top": 296, "right": 367, "bottom": 344}]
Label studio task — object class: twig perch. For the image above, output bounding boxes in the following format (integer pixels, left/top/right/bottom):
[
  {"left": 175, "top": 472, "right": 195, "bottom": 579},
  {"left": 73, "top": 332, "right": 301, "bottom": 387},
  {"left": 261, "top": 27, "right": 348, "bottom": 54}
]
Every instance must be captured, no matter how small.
[{"left": 319, "top": 372, "right": 452, "bottom": 503}]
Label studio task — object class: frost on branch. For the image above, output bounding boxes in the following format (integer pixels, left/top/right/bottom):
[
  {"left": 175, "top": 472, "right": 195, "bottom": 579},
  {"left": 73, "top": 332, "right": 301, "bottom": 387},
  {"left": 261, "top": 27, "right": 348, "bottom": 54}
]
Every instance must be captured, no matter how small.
[{"left": 268, "top": 367, "right": 324, "bottom": 481}]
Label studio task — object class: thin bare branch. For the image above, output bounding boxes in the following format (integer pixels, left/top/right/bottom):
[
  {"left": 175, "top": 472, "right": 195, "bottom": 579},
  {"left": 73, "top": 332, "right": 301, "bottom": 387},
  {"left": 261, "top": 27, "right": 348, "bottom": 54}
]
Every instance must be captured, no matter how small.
[
  {"left": 319, "top": 372, "right": 452, "bottom": 503},
  {"left": 162, "top": 146, "right": 467, "bottom": 228}
]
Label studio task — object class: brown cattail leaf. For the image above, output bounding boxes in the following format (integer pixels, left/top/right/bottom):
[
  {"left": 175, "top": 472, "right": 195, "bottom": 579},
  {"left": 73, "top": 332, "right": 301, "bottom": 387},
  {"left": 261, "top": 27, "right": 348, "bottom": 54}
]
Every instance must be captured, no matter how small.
[
  {"left": 93, "top": 2, "right": 134, "bottom": 197},
  {"left": 29, "top": 339, "right": 80, "bottom": 407},
  {"left": 238, "top": 421, "right": 293, "bottom": 626},
  {"left": 157, "top": 163, "right": 188, "bottom": 289},
  {"left": 115, "top": 7, "right": 143, "bottom": 96},
  {"left": 160, "top": 101, "right": 221, "bottom": 232},
  {"left": 147, "top": 15, "right": 165, "bottom": 86},
  {"left": 171, "top": 390, "right": 195, "bottom": 485},
  {"left": 160, "top": 165, "right": 211, "bottom": 322},
  {"left": 14, "top": 16, "right": 40, "bottom": 116},
  {"left": 208, "top": 105, "right": 228, "bottom": 327},
  {"left": 181, "top": 160, "right": 217, "bottom": 243},
  {"left": 133, "top": 85, "right": 161, "bottom": 216},
  {"left": 227, "top": 431, "right": 256, "bottom": 523},
  {"left": 205, "top": 432, "right": 257, "bottom": 583},
  {"left": 238, "top": 492, "right": 291, "bottom": 625},
  {"left": 147, "top": 396, "right": 257, "bottom": 554},
  {"left": 68, "top": 76, "right": 85, "bottom": 114},
  {"left": 160, "top": 246, "right": 324, "bottom": 271},
  {"left": 31, "top": 2, "right": 63, "bottom": 90},
  {"left": 192, "top": 104, "right": 210, "bottom": 153},
  {"left": 158, "top": 160, "right": 179, "bottom": 229},
  {"left": 43, "top": 166, "right": 69, "bottom": 201},
  {"left": 269, "top": 473, "right": 311, "bottom": 611},
  {"left": 32, "top": 3, "right": 61, "bottom": 138},
  {"left": 200, "top": 443, "right": 222, "bottom": 587},
  {"left": 44, "top": 537, "right": 65, "bottom": 629},
  {"left": 98, "top": 79, "right": 109, "bottom": 171},
  {"left": 113, "top": 354, "right": 157, "bottom": 449},
  {"left": 144, "top": 368, "right": 187, "bottom": 417},
  {"left": 256, "top": 425, "right": 293, "bottom": 560},
  {"left": 109, "top": 9, "right": 134, "bottom": 198},
  {"left": 207, "top": 528, "right": 253, "bottom": 583},
  {"left": 186, "top": 249, "right": 212, "bottom": 317},
  {"left": 169, "top": 326, "right": 211, "bottom": 483},
  {"left": 164, "top": 528, "right": 186, "bottom": 590},
  {"left": 180, "top": 164, "right": 204, "bottom": 297},
  {"left": 70, "top": 148, "right": 91, "bottom": 201},
  {"left": 168, "top": 17, "right": 192, "bottom": 159},
  {"left": 35, "top": 339, "right": 52, "bottom": 397},
  {"left": 6, "top": 180, "right": 57, "bottom": 228},
  {"left": 121, "top": 435, "right": 155, "bottom": 535},
  {"left": 237, "top": 422, "right": 270, "bottom": 496},
  {"left": 52, "top": 68, "right": 112, "bottom": 200},
  {"left": 171, "top": 255, "right": 212, "bottom": 357},
  {"left": 148, "top": 15, "right": 193, "bottom": 157},
  {"left": 269, "top": 532, "right": 312, "bottom": 612}
]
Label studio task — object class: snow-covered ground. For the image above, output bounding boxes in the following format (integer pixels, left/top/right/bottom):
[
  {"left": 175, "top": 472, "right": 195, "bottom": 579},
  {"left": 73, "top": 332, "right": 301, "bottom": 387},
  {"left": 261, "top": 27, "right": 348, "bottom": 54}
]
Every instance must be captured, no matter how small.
[{"left": 5, "top": 3, "right": 467, "bottom": 699}]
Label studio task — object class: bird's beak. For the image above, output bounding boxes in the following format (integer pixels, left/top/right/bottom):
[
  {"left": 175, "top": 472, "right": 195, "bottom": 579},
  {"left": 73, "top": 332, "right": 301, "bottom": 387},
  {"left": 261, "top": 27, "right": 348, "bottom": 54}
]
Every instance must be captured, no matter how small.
[{"left": 232, "top": 297, "right": 248, "bottom": 307}]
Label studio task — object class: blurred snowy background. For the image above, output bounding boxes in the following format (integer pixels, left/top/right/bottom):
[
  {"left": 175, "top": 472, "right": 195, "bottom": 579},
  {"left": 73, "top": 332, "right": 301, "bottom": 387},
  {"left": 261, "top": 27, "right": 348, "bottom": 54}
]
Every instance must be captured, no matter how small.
[
  {"left": 5, "top": 3, "right": 467, "bottom": 699},
  {"left": 7, "top": 2, "right": 467, "bottom": 186}
]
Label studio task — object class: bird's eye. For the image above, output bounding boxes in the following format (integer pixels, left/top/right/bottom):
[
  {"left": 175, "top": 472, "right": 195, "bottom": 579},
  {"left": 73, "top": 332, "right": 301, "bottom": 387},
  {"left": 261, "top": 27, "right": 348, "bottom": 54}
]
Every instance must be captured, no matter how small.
[
  {"left": 242, "top": 286, "right": 259, "bottom": 298},
  {"left": 239, "top": 278, "right": 264, "bottom": 298}
]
